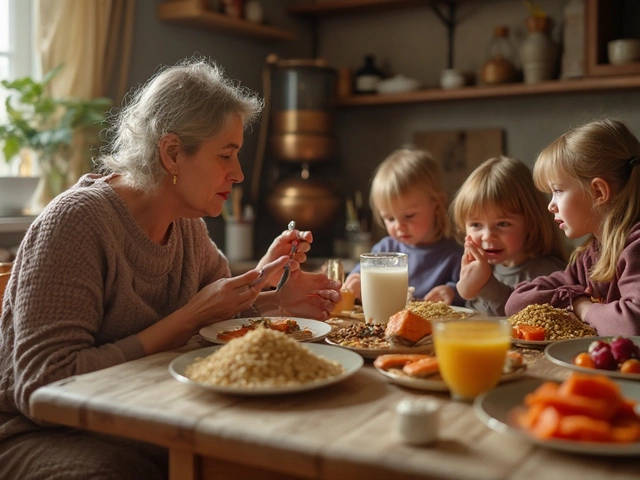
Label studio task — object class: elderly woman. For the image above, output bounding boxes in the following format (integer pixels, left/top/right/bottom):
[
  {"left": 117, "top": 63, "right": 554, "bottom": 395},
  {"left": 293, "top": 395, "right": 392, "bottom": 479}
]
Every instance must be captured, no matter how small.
[{"left": 0, "top": 57, "right": 340, "bottom": 479}]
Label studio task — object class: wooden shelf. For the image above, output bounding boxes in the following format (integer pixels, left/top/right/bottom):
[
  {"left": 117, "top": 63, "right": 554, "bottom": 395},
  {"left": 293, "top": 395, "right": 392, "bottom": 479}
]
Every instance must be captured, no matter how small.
[
  {"left": 157, "top": 0, "right": 295, "bottom": 41},
  {"left": 0, "top": 216, "right": 36, "bottom": 234},
  {"left": 287, "top": 0, "right": 432, "bottom": 17},
  {"left": 336, "top": 75, "right": 640, "bottom": 107}
]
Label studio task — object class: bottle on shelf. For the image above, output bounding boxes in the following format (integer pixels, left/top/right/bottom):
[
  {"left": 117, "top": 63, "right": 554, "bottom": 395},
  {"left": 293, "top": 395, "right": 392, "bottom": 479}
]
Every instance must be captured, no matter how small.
[
  {"left": 354, "top": 55, "right": 383, "bottom": 94},
  {"left": 480, "top": 26, "right": 518, "bottom": 85}
]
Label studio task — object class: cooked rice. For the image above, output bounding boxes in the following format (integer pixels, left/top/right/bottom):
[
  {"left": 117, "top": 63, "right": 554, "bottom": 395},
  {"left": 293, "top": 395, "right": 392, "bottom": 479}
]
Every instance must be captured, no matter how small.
[
  {"left": 507, "top": 303, "right": 597, "bottom": 340},
  {"left": 185, "top": 328, "right": 344, "bottom": 387}
]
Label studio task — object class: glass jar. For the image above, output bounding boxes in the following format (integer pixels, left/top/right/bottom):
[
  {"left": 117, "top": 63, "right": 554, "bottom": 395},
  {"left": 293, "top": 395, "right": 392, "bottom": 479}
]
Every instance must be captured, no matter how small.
[
  {"left": 354, "top": 55, "right": 383, "bottom": 94},
  {"left": 480, "top": 26, "right": 518, "bottom": 85}
]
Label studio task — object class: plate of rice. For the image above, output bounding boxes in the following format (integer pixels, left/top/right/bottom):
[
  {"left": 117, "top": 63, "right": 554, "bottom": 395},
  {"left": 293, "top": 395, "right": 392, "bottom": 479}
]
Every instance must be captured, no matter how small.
[{"left": 170, "top": 328, "right": 363, "bottom": 395}]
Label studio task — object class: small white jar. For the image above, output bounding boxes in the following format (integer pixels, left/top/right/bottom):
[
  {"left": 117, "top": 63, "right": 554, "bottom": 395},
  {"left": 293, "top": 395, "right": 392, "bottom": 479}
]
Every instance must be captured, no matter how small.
[
  {"left": 440, "top": 69, "right": 465, "bottom": 90},
  {"left": 244, "top": 0, "right": 264, "bottom": 24},
  {"left": 395, "top": 397, "right": 441, "bottom": 445}
]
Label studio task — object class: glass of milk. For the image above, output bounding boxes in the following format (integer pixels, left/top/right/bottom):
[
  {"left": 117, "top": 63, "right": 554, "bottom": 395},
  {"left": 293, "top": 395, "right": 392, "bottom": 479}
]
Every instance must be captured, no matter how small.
[{"left": 360, "top": 252, "right": 408, "bottom": 324}]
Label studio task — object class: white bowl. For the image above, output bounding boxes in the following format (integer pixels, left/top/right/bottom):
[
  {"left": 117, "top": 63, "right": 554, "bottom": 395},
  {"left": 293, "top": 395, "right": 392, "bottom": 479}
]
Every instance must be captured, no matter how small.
[
  {"left": 0, "top": 176, "right": 40, "bottom": 216},
  {"left": 376, "top": 75, "right": 420, "bottom": 94},
  {"left": 608, "top": 39, "right": 640, "bottom": 65}
]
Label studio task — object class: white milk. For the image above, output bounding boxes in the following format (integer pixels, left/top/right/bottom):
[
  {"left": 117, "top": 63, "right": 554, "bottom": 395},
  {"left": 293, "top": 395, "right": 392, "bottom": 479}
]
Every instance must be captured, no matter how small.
[{"left": 361, "top": 267, "right": 408, "bottom": 324}]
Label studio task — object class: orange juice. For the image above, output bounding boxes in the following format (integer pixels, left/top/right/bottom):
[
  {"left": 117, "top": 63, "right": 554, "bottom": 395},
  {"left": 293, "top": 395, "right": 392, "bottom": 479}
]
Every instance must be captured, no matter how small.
[
  {"left": 433, "top": 319, "right": 511, "bottom": 400},
  {"left": 334, "top": 288, "right": 355, "bottom": 314}
]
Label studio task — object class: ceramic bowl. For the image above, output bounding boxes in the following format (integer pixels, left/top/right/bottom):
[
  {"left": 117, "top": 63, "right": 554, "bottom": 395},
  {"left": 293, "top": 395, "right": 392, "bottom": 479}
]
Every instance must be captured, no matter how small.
[
  {"left": 0, "top": 176, "right": 39, "bottom": 216},
  {"left": 376, "top": 75, "right": 420, "bottom": 94},
  {"left": 608, "top": 39, "right": 640, "bottom": 65}
]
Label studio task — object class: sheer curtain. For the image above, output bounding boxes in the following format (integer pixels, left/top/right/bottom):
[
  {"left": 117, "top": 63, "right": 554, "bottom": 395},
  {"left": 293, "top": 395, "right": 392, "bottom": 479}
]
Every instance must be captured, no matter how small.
[{"left": 35, "top": 0, "right": 135, "bottom": 182}]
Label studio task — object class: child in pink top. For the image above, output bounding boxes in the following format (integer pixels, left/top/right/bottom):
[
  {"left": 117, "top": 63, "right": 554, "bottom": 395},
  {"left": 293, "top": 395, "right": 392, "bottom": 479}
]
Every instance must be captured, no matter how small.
[{"left": 505, "top": 118, "right": 640, "bottom": 335}]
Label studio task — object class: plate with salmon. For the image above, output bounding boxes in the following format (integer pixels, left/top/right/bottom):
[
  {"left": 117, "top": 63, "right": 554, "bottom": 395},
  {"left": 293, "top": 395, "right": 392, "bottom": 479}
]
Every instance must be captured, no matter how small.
[
  {"left": 325, "top": 308, "right": 435, "bottom": 358},
  {"left": 374, "top": 351, "right": 527, "bottom": 391},
  {"left": 200, "top": 317, "right": 332, "bottom": 344}
]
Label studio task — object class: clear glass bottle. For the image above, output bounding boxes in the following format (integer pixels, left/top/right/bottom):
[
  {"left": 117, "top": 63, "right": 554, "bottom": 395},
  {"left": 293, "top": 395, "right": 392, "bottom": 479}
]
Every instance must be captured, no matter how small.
[
  {"left": 354, "top": 55, "right": 383, "bottom": 94},
  {"left": 480, "top": 26, "right": 518, "bottom": 85}
]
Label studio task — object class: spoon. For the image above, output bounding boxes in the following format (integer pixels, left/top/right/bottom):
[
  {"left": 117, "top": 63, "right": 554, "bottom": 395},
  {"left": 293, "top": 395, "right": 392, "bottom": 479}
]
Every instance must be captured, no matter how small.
[{"left": 275, "top": 221, "right": 297, "bottom": 292}]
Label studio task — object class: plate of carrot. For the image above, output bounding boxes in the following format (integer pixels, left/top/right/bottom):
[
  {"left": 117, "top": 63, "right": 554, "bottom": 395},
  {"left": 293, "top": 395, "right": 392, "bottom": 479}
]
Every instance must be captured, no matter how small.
[
  {"left": 474, "top": 373, "right": 640, "bottom": 455},
  {"left": 374, "top": 351, "right": 526, "bottom": 392}
]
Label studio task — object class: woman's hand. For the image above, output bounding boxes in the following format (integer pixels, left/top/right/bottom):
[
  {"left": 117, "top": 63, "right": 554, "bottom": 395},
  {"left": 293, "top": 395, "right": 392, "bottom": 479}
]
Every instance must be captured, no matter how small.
[
  {"left": 278, "top": 270, "right": 341, "bottom": 320},
  {"left": 456, "top": 235, "right": 492, "bottom": 300},
  {"left": 424, "top": 285, "right": 455, "bottom": 305},
  {"left": 257, "top": 229, "right": 313, "bottom": 288},
  {"left": 186, "top": 256, "right": 289, "bottom": 327}
]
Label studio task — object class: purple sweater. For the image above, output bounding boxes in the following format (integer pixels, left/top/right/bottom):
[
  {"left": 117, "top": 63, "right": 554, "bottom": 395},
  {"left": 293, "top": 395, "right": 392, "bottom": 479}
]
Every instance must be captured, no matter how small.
[{"left": 505, "top": 222, "right": 640, "bottom": 336}]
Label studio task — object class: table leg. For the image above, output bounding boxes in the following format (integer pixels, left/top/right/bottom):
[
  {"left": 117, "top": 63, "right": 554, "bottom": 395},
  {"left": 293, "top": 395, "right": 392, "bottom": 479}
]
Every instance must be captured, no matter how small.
[{"left": 170, "top": 449, "right": 199, "bottom": 480}]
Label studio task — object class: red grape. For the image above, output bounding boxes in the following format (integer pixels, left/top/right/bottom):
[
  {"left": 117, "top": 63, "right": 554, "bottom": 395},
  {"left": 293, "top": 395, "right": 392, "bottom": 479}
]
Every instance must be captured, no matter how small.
[
  {"left": 588, "top": 340, "right": 608, "bottom": 354},
  {"left": 590, "top": 345, "right": 618, "bottom": 370},
  {"left": 610, "top": 336, "right": 637, "bottom": 364}
]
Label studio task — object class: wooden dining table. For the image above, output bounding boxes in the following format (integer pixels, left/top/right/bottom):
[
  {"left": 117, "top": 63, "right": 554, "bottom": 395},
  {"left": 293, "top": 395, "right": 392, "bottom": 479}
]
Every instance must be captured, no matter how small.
[{"left": 30, "top": 318, "right": 640, "bottom": 480}]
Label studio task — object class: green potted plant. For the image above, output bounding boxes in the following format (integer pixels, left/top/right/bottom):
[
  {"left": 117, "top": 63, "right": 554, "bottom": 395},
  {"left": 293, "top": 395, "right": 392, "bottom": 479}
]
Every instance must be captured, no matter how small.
[{"left": 0, "top": 65, "right": 112, "bottom": 209}]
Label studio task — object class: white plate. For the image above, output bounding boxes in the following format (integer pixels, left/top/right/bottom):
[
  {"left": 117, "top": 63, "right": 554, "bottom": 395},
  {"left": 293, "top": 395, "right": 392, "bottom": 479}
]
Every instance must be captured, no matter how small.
[
  {"left": 336, "top": 305, "right": 475, "bottom": 322},
  {"left": 545, "top": 336, "right": 640, "bottom": 381},
  {"left": 325, "top": 336, "right": 433, "bottom": 359},
  {"left": 375, "top": 365, "right": 527, "bottom": 392},
  {"left": 451, "top": 306, "right": 477, "bottom": 316},
  {"left": 511, "top": 338, "right": 554, "bottom": 349},
  {"left": 474, "top": 378, "right": 640, "bottom": 456},
  {"left": 199, "top": 317, "right": 332, "bottom": 345},
  {"left": 169, "top": 343, "right": 363, "bottom": 395}
]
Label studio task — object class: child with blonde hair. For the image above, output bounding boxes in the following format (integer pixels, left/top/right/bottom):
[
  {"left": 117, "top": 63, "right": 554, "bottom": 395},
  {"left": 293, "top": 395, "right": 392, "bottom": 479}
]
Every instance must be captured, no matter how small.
[
  {"left": 506, "top": 119, "right": 640, "bottom": 335},
  {"left": 344, "top": 148, "right": 464, "bottom": 306},
  {"left": 451, "top": 156, "right": 566, "bottom": 316}
]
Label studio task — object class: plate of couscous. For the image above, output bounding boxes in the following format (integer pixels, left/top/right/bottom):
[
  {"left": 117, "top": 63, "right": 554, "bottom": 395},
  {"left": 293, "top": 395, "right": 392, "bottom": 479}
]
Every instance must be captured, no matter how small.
[
  {"left": 507, "top": 304, "right": 597, "bottom": 349},
  {"left": 170, "top": 328, "right": 363, "bottom": 395}
]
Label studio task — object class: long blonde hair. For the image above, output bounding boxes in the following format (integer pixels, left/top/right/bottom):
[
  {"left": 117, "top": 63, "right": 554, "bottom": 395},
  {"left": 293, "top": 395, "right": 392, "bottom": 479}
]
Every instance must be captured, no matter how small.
[
  {"left": 451, "top": 156, "right": 565, "bottom": 260},
  {"left": 533, "top": 118, "right": 640, "bottom": 282},
  {"left": 369, "top": 148, "right": 451, "bottom": 240}
]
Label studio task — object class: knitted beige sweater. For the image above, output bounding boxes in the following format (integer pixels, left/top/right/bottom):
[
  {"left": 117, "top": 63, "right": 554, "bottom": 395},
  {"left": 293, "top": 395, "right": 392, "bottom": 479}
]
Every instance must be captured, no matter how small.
[{"left": 0, "top": 174, "right": 229, "bottom": 445}]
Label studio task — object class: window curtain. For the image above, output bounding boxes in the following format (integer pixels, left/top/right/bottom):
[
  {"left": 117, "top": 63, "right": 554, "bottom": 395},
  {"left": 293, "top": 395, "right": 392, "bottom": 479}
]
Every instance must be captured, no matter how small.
[{"left": 35, "top": 0, "right": 135, "bottom": 183}]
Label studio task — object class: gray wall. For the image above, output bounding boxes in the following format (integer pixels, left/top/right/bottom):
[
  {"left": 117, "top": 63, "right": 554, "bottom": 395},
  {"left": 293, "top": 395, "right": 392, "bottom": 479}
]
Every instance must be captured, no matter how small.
[{"left": 133, "top": 0, "right": 639, "bottom": 255}]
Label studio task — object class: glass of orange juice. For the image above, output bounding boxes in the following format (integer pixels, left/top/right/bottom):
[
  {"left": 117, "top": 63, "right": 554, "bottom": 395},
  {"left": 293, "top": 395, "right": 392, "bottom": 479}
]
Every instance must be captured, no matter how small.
[
  {"left": 326, "top": 259, "right": 356, "bottom": 315},
  {"left": 432, "top": 318, "right": 511, "bottom": 401}
]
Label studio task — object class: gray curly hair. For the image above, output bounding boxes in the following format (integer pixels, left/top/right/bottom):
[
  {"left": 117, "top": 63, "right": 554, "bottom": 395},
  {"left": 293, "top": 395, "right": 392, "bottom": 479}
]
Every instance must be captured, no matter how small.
[{"left": 99, "top": 57, "right": 263, "bottom": 191}]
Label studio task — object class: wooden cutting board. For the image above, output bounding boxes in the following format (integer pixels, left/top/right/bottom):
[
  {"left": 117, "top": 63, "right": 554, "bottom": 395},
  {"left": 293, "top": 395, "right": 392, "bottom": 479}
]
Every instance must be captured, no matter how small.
[{"left": 413, "top": 129, "right": 504, "bottom": 198}]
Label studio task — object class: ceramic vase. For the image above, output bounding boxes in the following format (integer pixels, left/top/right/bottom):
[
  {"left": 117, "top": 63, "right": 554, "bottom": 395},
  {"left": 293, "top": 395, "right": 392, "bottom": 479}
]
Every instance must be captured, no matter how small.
[{"left": 520, "top": 16, "right": 558, "bottom": 84}]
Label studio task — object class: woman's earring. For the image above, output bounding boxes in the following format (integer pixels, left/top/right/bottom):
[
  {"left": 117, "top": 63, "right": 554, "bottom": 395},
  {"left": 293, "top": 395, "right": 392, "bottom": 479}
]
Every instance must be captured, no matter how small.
[{"left": 173, "top": 174, "right": 177, "bottom": 185}]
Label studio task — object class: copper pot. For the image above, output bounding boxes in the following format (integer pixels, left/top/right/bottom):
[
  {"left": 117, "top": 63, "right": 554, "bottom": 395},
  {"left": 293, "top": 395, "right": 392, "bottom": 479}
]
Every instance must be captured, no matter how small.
[
  {"left": 266, "top": 177, "right": 341, "bottom": 231},
  {"left": 270, "top": 133, "right": 336, "bottom": 162},
  {"left": 272, "top": 111, "right": 333, "bottom": 134}
]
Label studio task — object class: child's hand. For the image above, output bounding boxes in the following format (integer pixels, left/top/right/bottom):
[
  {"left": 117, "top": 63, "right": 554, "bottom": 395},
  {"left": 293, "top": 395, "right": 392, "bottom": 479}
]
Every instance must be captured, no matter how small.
[
  {"left": 343, "top": 273, "right": 361, "bottom": 300},
  {"left": 424, "top": 285, "right": 455, "bottom": 305},
  {"left": 572, "top": 295, "right": 594, "bottom": 321},
  {"left": 457, "top": 235, "right": 493, "bottom": 300}
]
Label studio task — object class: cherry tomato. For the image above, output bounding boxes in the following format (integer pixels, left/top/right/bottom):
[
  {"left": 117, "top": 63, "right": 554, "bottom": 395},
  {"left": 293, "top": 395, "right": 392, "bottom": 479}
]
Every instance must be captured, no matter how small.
[
  {"left": 573, "top": 352, "right": 595, "bottom": 369},
  {"left": 620, "top": 358, "right": 640, "bottom": 374}
]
